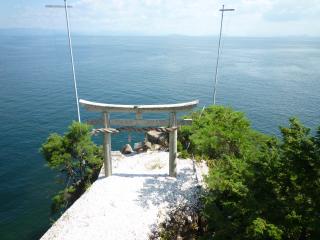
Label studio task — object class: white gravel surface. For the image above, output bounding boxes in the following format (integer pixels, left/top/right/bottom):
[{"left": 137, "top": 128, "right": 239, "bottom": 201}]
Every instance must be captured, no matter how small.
[{"left": 41, "top": 151, "right": 208, "bottom": 240}]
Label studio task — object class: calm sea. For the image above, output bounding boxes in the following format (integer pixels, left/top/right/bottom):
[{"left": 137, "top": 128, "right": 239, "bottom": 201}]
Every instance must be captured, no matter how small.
[{"left": 0, "top": 34, "right": 319, "bottom": 239}]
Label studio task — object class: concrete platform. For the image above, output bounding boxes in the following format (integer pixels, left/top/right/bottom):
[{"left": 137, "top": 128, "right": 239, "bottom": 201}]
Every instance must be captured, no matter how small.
[{"left": 41, "top": 151, "right": 207, "bottom": 240}]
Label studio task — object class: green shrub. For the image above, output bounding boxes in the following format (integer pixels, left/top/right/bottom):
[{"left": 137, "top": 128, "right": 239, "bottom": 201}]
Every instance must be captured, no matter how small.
[
  {"left": 179, "top": 105, "right": 269, "bottom": 164},
  {"left": 41, "top": 121, "right": 103, "bottom": 213},
  {"left": 179, "top": 106, "right": 320, "bottom": 239}
]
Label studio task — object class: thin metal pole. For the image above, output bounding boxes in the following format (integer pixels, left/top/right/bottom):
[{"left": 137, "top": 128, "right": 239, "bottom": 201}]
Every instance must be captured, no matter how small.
[
  {"left": 64, "top": 0, "right": 81, "bottom": 122},
  {"left": 213, "top": 5, "right": 234, "bottom": 105},
  {"left": 213, "top": 5, "right": 224, "bottom": 105}
]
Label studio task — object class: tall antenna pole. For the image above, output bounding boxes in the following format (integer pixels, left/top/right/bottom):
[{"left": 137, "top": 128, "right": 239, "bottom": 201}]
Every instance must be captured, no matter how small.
[
  {"left": 46, "top": 1, "right": 81, "bottom": 122},
  {"left": 213, "top": 5, "right": 234, "bottom": 105},
  {"left": 64, "top": 0, "right": 81, "bottom": 122}
]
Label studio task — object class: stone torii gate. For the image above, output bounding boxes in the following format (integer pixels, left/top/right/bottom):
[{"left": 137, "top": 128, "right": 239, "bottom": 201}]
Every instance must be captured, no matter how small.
[{"left": 79, "top": 99, "right": 199, "bottom": 177}]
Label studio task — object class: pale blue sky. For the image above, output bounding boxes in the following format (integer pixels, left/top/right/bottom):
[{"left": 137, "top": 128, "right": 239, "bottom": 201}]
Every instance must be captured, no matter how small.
[{"left": 1, "top": 0, "right": 319, "bottom": 36}]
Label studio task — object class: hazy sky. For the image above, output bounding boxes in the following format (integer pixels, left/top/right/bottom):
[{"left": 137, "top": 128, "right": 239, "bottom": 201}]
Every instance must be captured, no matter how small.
[{"left": 1, "top": 0, "right": 320, "bottom": 36}]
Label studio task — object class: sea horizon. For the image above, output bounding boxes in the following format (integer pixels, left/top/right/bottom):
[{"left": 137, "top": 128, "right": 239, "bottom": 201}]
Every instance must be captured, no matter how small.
[{"left": 1, "top": 27, "right": 320, "bottom": 39}]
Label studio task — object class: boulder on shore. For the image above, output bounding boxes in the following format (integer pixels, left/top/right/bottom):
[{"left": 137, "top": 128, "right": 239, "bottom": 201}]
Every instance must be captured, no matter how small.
[
  {"left": 133, "top": 141, "right": 152, "bottom": 153},
  {"left": 144, "top": 141, "right": 152, "bottom": 150},
  {"left": 146, "top": 130, "right": 168, "bottom": 146},
  {"left": 152, "top": 144, "right": 161, "bottom": 151},
  {"left": 134, "top": 142, "right": 144, "bottom": 153},
  {"left": 121, "top": 144, "right": 133, "bottom": 154}
]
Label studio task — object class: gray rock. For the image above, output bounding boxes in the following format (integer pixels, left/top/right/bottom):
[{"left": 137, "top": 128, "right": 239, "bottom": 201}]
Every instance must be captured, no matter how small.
[
  {"left": 146, "top": 130, "right": 168, "bottom": 146},
  {"left": 121, "top": 144, "right": 133, "bottom": 154},
  {"left": 134, "top": 142, "right": 144, "bottom": 153},
  {"left": 153, "top": 144, "right": 161, "bottom": 151},
  {"left": 134, "top": 142, "right": 143, "bottom": 149},
  {"left": 144, "top": 141, "right": 152, "bottom": 150}
]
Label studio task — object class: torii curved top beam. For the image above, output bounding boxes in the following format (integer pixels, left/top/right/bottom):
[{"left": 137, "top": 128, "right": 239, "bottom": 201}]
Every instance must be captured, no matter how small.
[{"left": 79, "top": 99, "right": 199, "bottom": 113}]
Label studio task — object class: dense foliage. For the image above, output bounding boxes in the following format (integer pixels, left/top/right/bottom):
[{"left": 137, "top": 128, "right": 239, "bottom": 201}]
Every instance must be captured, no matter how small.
[
  {"left": 41, "top": 122, "right": 103, "bottom": 213},
  {"left": 179, "top": 106, "right": 320, "bottom": 240},
  {"left": 178, "top": 106, "right": 269, "bottom": 163}
]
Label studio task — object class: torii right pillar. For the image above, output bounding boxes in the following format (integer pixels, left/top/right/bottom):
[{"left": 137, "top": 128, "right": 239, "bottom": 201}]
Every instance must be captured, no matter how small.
[{"left": 169, "top": 112, "right": 177, "bottom": 177}]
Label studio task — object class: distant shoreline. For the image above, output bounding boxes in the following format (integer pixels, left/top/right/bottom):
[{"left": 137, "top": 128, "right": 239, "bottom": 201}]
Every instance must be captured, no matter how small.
[{"left": 1, "top": 28, "right": 319, "bottom": 39}]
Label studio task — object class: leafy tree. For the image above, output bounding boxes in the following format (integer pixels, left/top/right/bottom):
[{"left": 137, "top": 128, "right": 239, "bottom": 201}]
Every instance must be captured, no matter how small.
[
  {"left": 277, "top": 119, "right": 320, "bottom": 239},
  {"left": 179, "top": 106, "right": 320, "bottom": 239},
  {"left": 179, "top": 106, "right": 268, "bottom": 164},
  {"left": 41, "top": 122, "right": 103, "bottom": 213}
]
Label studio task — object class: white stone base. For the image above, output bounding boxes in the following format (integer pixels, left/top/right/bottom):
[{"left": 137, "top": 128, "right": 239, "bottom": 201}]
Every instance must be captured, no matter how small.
[{"left": 41, "top": 151, "right": 207, "bottom": 240}]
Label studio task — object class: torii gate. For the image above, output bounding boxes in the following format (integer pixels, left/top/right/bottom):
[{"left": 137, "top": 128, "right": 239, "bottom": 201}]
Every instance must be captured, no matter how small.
[{"left": 79, "top": 99, "right": 199, "bottom": 177}]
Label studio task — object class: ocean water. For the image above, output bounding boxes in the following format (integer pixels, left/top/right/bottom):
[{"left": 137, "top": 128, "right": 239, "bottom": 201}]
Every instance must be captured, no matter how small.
[{"left": 0, "top": 34, "right": 319, "bottom": 239}]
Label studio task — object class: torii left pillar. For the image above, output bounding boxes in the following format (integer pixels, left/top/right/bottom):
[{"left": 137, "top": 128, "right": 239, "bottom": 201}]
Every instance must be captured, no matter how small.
[{"left": 103, "top": 112, "right": 112, "bottom": 177}]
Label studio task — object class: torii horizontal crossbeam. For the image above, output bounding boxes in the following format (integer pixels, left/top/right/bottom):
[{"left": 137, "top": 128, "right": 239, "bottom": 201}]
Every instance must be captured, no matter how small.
[
  {"left": 219, "top": 8, "right": 234, "bottom": 11},
  {"left": 79, "top": 99, "right": 199, "bottom": 113},
  {"left": 45, "top": 5, "right": 72, "bottom": 8},
  {"left": 87, "top": 118, "right": 192, "bottom": 127}
]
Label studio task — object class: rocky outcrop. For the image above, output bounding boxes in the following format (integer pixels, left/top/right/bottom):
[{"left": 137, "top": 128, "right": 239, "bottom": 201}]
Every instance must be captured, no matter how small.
[
  {"left": 149, "top": 160, "right": 209, "bottom": 240},
  {"left": 133, "top": 140, "right": 164, "bottom": 153},
  {"left": 150, "top": 204, "right": 206, "bottom": 240},
  {"left": 146, "top": 130, "right": 168, "bottom": 147}
]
